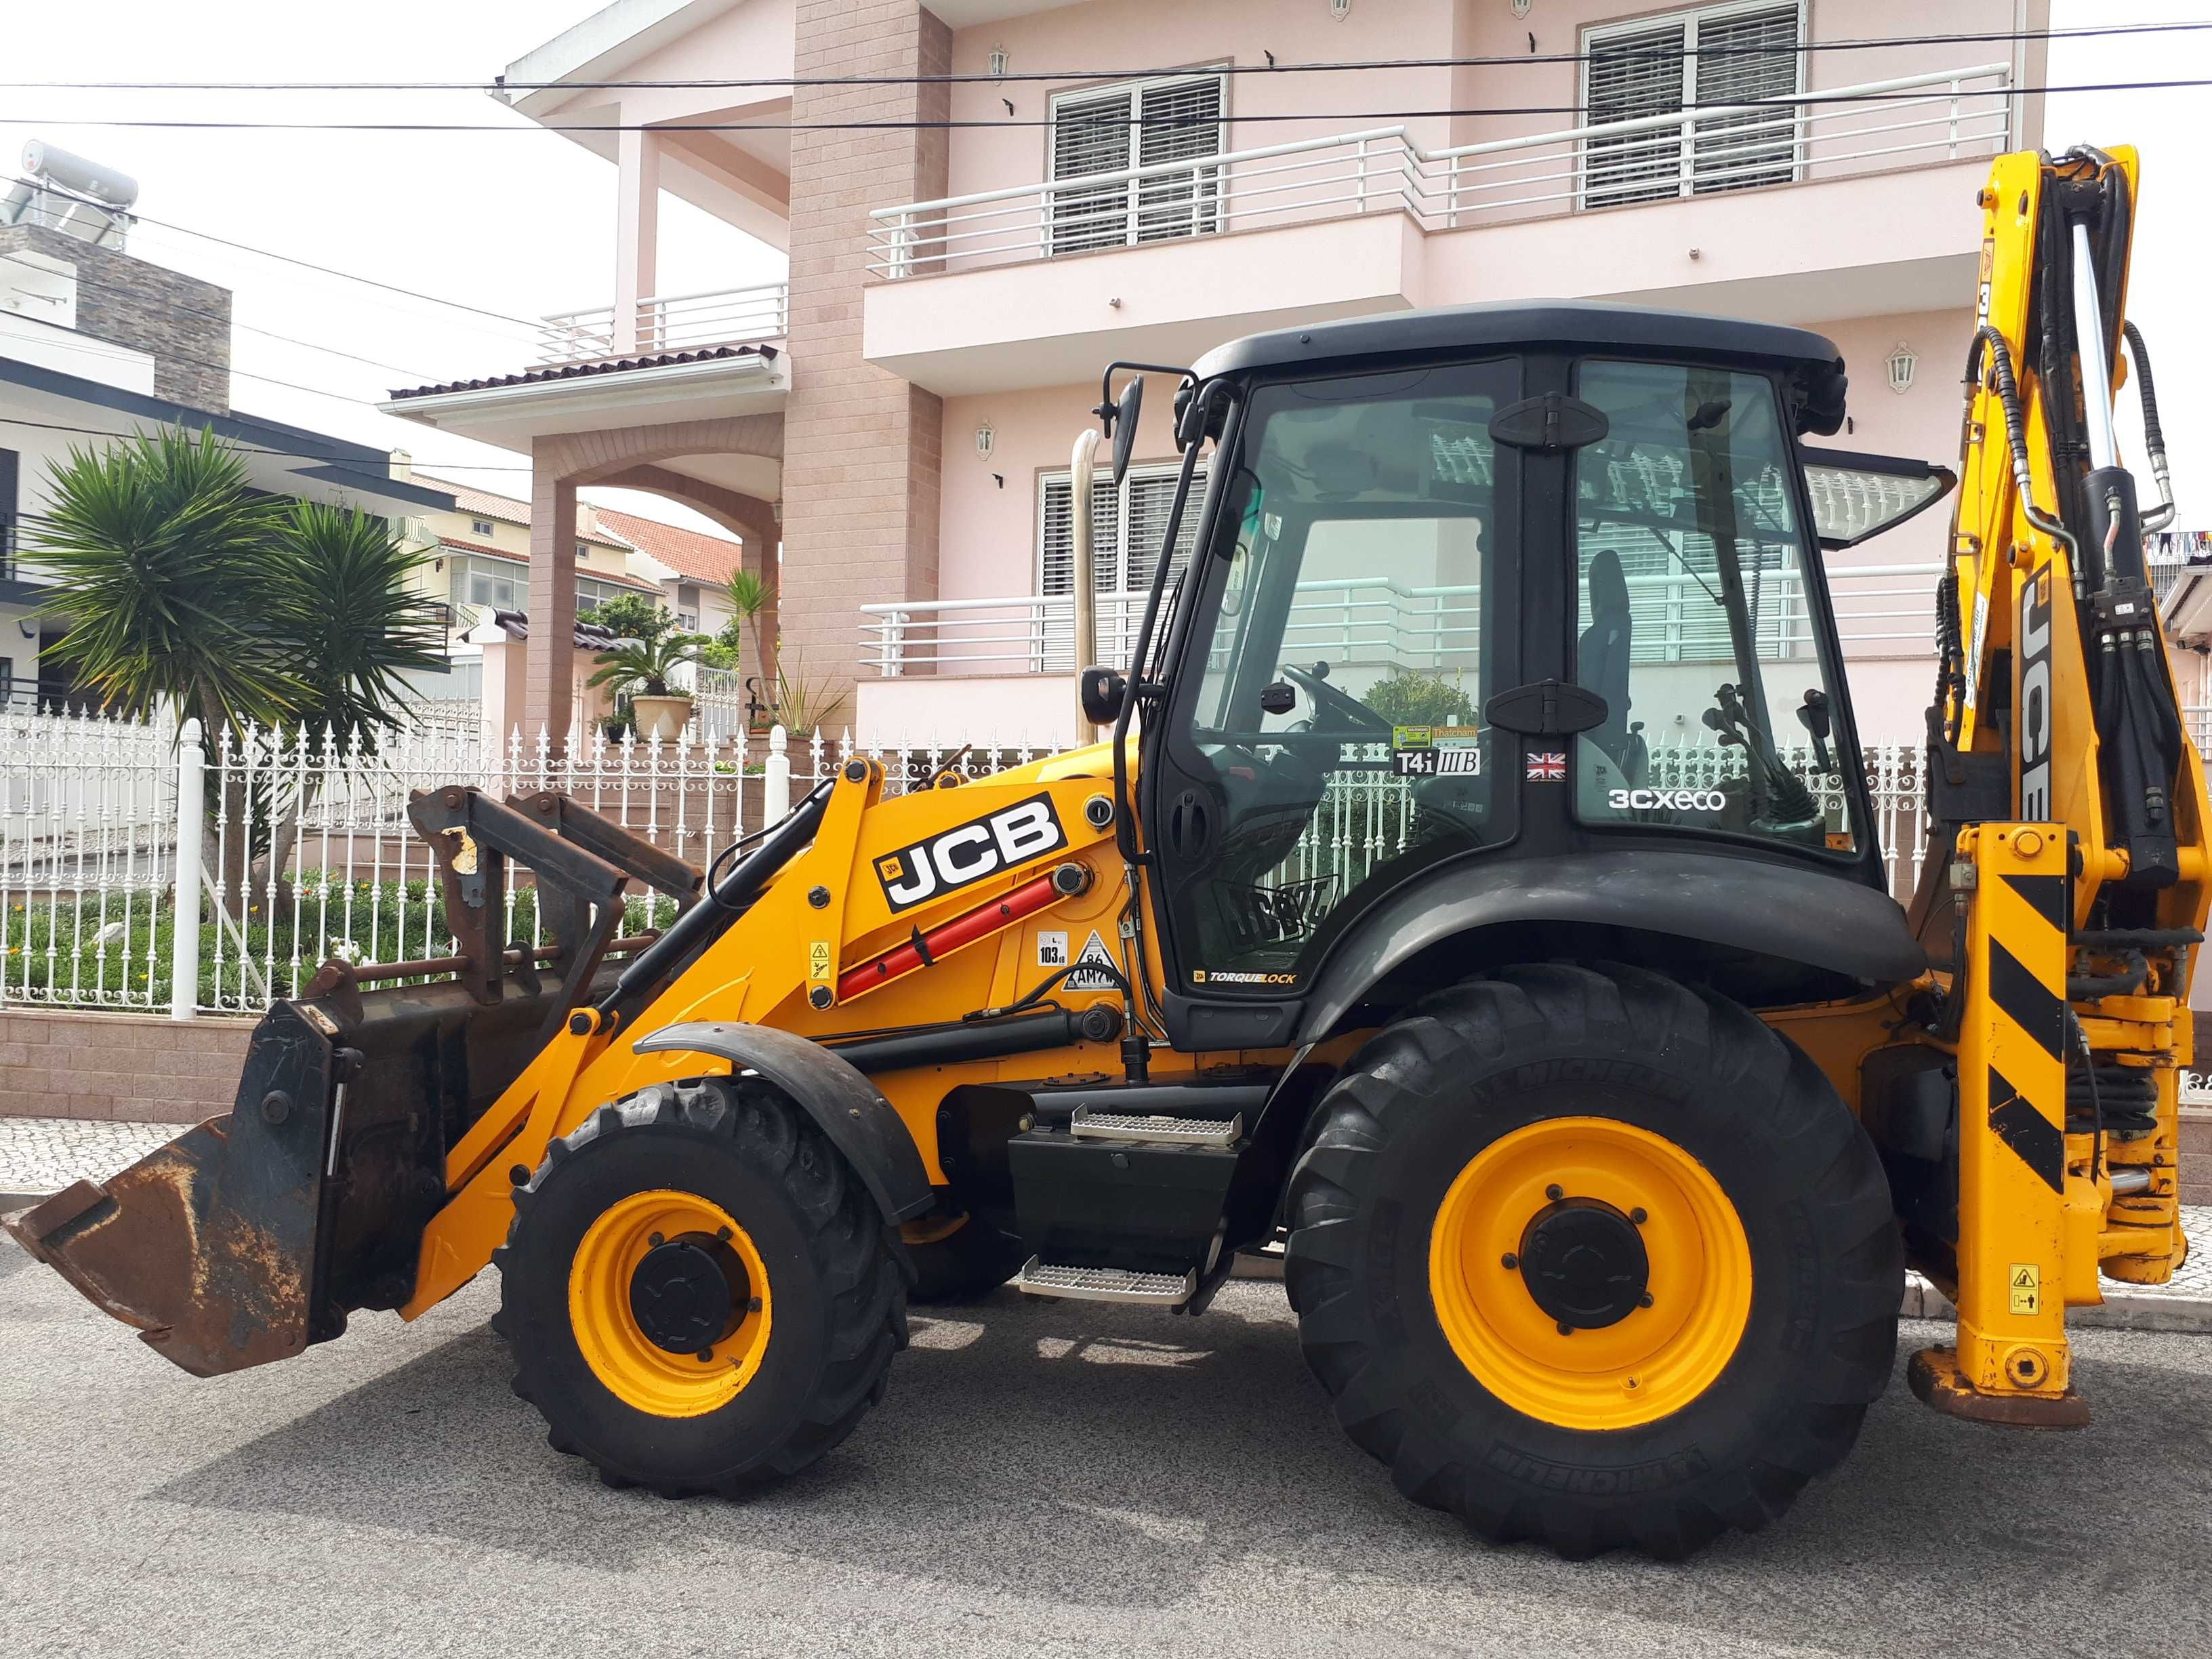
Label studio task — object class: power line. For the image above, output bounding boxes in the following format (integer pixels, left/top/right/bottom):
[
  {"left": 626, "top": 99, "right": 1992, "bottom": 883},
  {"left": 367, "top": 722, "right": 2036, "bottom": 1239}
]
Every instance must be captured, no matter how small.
[
  {"left": 13, "top": 79, "right": 2205, "bottom": 132},
  {"left": 18, "top": 316, "right": 455, "bottom": 412},
  {"left": 0, "top": 415, "right": 535, "bottom": 472},
  {"left": 0, "top": 186, "right": 541, "bottom": 331},
  {"left": 62, "top": 268, "right": 444, "bottom": 381},
  {"left": 1, "top": 21, "right": 2201, "bottom": 91}
]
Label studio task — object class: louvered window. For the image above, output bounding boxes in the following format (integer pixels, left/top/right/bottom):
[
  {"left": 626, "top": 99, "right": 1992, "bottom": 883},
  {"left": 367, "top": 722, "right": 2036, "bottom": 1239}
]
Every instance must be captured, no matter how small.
[
  {"left": 1049, "top": 73, "right": 1225, "bottom": 255},
  {"left": 1038, "top": 462, "right": 1208, "bottom": 669},
  {"left": 1582, "top": 3, "right": 1801, "bottom": 209}
]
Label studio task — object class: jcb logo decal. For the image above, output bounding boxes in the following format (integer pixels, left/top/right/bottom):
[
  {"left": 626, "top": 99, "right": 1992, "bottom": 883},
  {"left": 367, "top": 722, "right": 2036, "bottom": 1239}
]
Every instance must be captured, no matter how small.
[
  {"left": 2018, "top": 566, "right": 2053, "bottom": 821},
  {"left": 875, "top": 793, "right": 1068, "bottom": 913}
]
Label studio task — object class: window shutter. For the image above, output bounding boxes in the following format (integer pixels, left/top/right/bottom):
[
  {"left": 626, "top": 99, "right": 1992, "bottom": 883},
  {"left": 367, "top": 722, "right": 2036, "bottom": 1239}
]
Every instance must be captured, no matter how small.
[
  {"left": 1584, "top": 22, "right": 1687, "bottom": 207},
  {"left": 1038, "top": 472, "right": 1124, "bottom": 596},
  {"left": 1134, "top": 77, "right": 1225, "bottom": 242},
  {"left": 1123, "top": 464, "right": 1208, "bottom": 592},
  {"left": 1689, "top": 7, "right": 1799, "bottom": 193},
  {"left": 1050, "top": 88, "right": 1135, "bottom": 254}
]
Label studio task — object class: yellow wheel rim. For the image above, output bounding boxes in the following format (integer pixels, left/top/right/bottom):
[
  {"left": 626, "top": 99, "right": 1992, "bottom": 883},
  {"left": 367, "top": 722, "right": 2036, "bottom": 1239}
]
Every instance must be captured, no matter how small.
[
  {"left": 1428, "top": 1116, "right": 1752, "bottom": 1431},
  {"left": 568, "top": 1189, "right": 772, "bottom": 1418}
]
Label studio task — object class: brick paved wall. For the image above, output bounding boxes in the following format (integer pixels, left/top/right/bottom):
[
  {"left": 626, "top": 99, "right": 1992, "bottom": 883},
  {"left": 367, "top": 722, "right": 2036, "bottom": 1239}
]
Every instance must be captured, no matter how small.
[
  {"left": 0, "top": 224, "right": 232, "bottom": 412},
  {"left": 779, "top": 1, "right": 952, "bottom": 724},
  {"left": 0, "top": 1009, "right": 253, "bottom": 1124}
]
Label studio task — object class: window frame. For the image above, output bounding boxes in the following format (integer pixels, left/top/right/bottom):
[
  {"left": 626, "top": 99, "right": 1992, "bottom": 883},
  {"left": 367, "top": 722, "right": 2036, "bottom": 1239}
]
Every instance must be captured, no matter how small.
[
  {"left": 1036, "top": 459, "right": 1208, "bottom": 597},
  {"left": 469, "top": 517, "right": 495, "bottom": 537},
  {"left": 1578, "top": 0, "right": 1805, "bottom": 211},
  {"left": 1046, "top": 66, "right": 1230, "bottom": 255}
]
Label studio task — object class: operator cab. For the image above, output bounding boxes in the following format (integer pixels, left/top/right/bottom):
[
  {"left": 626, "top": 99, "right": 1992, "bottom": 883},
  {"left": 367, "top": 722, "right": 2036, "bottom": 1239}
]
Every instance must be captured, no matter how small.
[{"left": 1116, "top": 303, "right": 1946, "bottom": 1039}]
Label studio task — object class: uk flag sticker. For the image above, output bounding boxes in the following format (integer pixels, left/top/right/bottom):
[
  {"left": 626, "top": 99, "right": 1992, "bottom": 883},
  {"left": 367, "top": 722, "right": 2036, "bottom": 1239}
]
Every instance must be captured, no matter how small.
[{"left": 1525, "top": 750, "right": 1568, "bottom": 782}]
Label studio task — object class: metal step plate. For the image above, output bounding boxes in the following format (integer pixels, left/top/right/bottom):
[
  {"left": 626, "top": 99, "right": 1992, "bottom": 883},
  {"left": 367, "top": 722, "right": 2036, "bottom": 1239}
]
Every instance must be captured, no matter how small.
[
  {"left": 1068, "top": 1109, "right": 1243, "bottom": 1148},
  {"left": 1016, "top": 1256, "right": 1196, "bottom": 1305}
]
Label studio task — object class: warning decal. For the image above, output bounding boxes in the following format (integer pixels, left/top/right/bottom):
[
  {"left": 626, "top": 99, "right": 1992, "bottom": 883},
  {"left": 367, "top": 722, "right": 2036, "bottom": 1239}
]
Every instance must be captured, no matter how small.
[
  {"left": 808, "top": 941, "right": 834, "bottom": 983},
  {"left": 1063, "top": 928, "right": 1120, "bottom": 993},
  {"left": 2008, "top": 1261, "right": 2041, "bottom": 1317}
]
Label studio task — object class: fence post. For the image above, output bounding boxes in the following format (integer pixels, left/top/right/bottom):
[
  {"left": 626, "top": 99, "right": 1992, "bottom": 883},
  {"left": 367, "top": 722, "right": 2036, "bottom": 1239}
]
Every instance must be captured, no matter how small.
[
  {"left": 169, "top": 716, "right": 204, "bottom": 1021},
  {"left": 765, "top": 724, "right": 792, "bottom": 822}
]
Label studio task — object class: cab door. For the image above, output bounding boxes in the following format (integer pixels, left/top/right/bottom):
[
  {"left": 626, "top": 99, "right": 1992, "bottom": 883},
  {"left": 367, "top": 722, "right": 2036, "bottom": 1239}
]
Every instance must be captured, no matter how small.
[{"left": 1141, "top": 359, "right": 1523, "bottom": 1043}]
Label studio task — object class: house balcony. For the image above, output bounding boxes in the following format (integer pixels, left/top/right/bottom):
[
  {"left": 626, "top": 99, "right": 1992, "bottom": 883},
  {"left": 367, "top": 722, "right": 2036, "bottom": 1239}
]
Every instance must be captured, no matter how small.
[
  {"left": 380, "top": 279, "right": 790, "bottom": 490},
  {"left": 861, "top": 64, "right": 2012, "bottom": 395}
]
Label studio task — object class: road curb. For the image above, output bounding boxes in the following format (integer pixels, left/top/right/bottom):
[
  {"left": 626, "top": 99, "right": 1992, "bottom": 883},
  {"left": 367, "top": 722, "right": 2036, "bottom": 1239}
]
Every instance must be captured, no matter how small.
[{"left": 1902, "top": 1272, "right": 2212, "bottom": 1334}]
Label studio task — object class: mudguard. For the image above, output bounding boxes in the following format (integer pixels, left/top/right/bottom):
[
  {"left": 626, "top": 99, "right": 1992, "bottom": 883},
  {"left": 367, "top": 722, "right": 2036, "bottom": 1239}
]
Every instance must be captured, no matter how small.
[
  {"left": 632, "top": 1021, "right": 935, "bottom": 1223},
  {"left": 1294, "top": 848, "right": 1929, "bottom": 1042}
]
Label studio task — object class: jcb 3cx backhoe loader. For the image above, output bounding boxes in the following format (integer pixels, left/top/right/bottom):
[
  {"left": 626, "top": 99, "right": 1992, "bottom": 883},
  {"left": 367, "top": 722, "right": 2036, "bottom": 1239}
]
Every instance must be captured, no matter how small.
[{"left": 9, "top": 145, "right": 2200, "bottom": 1559}]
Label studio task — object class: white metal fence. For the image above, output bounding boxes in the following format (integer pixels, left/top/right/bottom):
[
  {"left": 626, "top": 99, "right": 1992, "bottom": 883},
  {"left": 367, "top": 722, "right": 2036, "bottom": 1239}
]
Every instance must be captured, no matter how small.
[
  {"left": 11, "top": 703, "right": 2212, "bottom": 1020},
  {"left": 869, "top": 64, "right": 2009, "bottom": 276}
]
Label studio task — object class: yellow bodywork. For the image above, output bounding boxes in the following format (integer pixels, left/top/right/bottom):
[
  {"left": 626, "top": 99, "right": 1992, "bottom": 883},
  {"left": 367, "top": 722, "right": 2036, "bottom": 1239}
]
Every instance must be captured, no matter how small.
[{"left": 403, "top": 744, "right": 1261, "bottom": 1318}]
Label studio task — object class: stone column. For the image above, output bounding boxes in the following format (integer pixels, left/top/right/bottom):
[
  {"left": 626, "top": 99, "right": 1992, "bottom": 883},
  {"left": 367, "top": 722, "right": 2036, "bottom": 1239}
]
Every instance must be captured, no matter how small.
[
  {"left": 525, "top": 458, "right": 579, "bottom": 747},
  {"left": 778, "top": 1, "right": 951, "bottom": 725}
]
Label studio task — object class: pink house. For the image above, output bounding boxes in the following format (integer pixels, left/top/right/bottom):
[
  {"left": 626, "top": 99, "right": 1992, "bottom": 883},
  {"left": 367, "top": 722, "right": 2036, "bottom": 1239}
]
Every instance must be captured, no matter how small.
[{"left": 383, "top": 0, "right": 2054, "bottom": 747}]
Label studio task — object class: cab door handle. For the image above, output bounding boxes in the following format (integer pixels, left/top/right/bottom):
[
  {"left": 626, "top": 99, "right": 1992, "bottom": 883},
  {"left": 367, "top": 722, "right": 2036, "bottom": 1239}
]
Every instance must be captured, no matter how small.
[{"left": 1168, "top": 790, "right": 1214, "bottom": 863}]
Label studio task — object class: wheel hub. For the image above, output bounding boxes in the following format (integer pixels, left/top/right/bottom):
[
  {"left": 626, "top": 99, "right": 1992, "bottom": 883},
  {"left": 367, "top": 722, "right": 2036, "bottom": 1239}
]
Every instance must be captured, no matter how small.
[
  {"left": 628, "top": 1237, "right": 743, "bottom": 1354},
  {"left": 1518, "top": 1199, "right": 1648, "bottom": 1330}
]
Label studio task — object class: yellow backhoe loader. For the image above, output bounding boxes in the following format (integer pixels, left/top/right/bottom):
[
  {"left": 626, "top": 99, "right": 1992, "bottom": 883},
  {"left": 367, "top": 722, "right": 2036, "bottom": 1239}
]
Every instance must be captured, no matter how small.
[{"left": 8, "top": 144, "right": 2199, "bottom": 1559}]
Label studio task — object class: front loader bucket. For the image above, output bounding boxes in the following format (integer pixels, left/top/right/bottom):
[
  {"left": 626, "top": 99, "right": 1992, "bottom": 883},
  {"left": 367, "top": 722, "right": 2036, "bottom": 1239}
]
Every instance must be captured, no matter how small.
[
  {"left": 5, "top": 970, "right": 579, "bottom": 1376},
  {"left": 5, "top": 1002, "right": 335, "bottom": 1376}
]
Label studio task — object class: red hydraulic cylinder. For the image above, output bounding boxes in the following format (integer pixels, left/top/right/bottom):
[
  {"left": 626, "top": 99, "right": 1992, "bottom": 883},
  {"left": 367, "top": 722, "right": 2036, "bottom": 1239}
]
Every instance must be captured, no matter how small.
[{"left": 837, "top": 861, "right": 1091, "bottom": 1002}]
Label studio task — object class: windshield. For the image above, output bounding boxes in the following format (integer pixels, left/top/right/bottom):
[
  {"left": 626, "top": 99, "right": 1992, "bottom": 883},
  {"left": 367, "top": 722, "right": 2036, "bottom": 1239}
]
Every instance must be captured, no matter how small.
[{"left": 1571, "top": 359, "right": 1859, "bottom": 855}]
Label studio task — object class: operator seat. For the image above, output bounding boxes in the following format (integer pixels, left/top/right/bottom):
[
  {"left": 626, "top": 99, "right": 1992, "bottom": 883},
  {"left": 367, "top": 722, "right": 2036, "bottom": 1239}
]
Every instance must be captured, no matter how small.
[{"left": 1580, "top": 548, "right": 1646, "bottom": 782}]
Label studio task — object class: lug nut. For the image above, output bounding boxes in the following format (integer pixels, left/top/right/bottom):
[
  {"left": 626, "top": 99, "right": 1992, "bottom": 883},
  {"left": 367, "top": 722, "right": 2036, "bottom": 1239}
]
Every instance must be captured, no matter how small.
[
  {"left": 649, "top": 1232, "right": 665, "bottom": 1247},
  {"left": 1629, "top": 1207, "right": 1647, "bottom": 1225},
  {"left": 716, "top": 1226, "right": 733, "bottom": 1241},
  {"left": 696, "top": 1348, "right": 715, "bottom": 1364},
  {"left": 1501, "top": 1252, "right": 1519, "bottom": 1270},
  {"left": 1555, "top": 1319, "right": 1574, "bottom": 1336},
  {"left": 1545, "top": 1184, "right": 1564, "bottom": 1202},
  {"left": 1638, "top": 1292, "right": 1654, "bottom": 1309}
]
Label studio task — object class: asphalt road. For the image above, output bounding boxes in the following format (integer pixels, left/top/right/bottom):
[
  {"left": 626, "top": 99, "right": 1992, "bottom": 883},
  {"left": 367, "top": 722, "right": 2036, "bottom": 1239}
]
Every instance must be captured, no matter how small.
[{"left": 5, "top": 1242, "right": 2211, "bottom": 1659}]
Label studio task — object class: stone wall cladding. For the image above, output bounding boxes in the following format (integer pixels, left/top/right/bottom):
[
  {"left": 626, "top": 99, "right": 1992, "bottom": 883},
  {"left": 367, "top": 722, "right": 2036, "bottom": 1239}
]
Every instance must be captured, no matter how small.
[
  {"left": 0, "top": 1008, "right": 255, "bottom": 1124},
  {"left": 779, "top": 1, "right": 951, "bottom": 721},
  {"left": 0, "top": 224, "right": 232, "bottom": 412}
]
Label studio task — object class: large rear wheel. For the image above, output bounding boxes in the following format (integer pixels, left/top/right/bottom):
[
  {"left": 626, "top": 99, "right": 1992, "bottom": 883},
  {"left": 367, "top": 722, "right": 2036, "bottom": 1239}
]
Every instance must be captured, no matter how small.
[
  {"left": 1285, "top": 963, "right": 1900, "bottom": 1558},
  {"left": 495, "top": 1078, "right": 907, "bottom": 1495}
]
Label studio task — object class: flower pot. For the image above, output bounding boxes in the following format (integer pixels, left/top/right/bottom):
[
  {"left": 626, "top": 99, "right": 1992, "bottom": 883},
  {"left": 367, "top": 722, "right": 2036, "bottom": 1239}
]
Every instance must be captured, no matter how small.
[{"left": 630, "top": 693, "right": 693, "bottom": 743}]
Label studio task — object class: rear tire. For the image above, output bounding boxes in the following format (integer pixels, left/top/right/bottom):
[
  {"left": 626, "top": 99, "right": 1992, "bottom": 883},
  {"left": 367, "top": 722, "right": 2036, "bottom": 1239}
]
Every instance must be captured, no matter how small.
[
  {"left": 494, "top": 1078, "right": 906, "bottom": 1496},
  {"left": 1284, "top": 963, "right": 1900, "bottom": 1559}
]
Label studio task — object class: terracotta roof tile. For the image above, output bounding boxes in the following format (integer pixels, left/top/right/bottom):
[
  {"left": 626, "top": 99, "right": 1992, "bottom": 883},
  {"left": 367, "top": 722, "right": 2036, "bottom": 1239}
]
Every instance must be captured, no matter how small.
[
  {"left": 388, "top": 344, "right": 773, "bottom": 401},
  {"left": 592, "top": 506, "right": 745, "bottom": 586}
]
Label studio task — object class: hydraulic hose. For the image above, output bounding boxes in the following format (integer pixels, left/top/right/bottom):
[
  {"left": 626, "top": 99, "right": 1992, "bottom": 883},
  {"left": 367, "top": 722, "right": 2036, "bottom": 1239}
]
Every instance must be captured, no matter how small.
[{"left": 2123, "top": 322, "right": 2176, "bottom": 530}]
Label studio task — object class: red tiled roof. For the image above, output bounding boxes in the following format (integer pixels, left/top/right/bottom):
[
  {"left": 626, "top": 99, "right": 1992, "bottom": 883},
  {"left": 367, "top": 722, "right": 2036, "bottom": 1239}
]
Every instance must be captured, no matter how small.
[
  {"left": 592, "top": 506, "right": 744, "bottom": 586},
  {"left": 388, "top": 344, "right": 774, "bottom": 401}
]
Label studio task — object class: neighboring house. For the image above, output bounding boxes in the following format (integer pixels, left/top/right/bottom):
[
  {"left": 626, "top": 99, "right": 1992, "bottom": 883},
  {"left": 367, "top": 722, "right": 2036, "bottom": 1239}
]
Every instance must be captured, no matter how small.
[
  {"left": 382, "top": 0, "right": 2068, "bottom": 745},
  {"left": 394, "top": 466, "right": 747, "bottom": 702},
  {"left": 1, "top": 181, "right": 452, "bottom": 710}
]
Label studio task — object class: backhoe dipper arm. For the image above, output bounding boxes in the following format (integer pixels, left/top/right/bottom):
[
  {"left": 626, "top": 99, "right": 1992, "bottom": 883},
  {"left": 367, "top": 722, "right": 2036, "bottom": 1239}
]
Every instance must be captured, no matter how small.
[{"left": 1910, "top": 146, "right": 2210, "bottom": 1425}]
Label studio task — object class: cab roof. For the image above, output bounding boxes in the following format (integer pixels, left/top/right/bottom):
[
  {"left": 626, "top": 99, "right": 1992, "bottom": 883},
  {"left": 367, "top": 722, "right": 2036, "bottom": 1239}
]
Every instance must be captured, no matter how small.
[{"left": 1192, "top": 300, "right": 1844, "bottom": 382}]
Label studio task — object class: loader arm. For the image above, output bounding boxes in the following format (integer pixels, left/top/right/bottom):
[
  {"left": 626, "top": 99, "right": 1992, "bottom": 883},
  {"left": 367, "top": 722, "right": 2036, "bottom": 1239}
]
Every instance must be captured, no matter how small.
[{"left": 1902, "top": 145, "right": 2209, "bottom": 1421}]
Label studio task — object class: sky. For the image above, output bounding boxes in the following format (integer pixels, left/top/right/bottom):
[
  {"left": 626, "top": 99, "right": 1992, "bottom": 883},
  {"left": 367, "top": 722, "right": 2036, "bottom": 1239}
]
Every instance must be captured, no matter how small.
[{"left": 1, "top": 1, "right": 2207, "bottom": 535}]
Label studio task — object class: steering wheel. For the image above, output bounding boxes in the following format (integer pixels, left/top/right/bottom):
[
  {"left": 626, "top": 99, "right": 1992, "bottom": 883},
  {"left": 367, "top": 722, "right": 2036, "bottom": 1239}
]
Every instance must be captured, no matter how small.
[{"left": 1280, "top": 662, "right": 1391, "bottom": 735}]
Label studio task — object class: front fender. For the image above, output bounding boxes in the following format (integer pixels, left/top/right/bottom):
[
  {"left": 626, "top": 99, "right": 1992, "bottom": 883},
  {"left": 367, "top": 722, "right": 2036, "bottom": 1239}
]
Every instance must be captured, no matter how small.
[
  {"left": 1294, "top": 848, "right": 1927, "bottom": 1042},
  {"left": 632, "top": 1021, "right": 935, "bottom": 1223}
]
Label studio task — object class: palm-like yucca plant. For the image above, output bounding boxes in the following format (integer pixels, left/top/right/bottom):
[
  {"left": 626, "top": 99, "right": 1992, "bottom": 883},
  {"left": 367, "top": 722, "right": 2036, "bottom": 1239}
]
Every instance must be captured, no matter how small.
[
  {"left": 588, "top": 628, "right": 708, "bottom": 699},
  {"left": 32, "top": 426, "right": 300, "bottom": 730},
  {"left": 264, "top": 501, "right": 447, "bottom": 755},
  {"left": 723, "top": 567, "right": 773, "bottom": 679}
]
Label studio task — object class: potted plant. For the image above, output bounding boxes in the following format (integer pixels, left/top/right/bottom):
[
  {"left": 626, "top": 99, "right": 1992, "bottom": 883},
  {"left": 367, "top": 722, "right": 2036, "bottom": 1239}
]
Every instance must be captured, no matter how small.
[{"left": 588, "top": 630, "right": 706, "bottom": 741}]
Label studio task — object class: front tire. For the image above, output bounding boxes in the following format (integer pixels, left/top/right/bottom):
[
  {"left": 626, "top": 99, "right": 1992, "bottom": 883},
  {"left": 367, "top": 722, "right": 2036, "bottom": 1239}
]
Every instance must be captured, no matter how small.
[
  {"left": 494, "top": 1078, "right": 907, "bottom": 1496},
  {"left": 1284, "top": 964, "right": 1900, "bottom": 1559}
]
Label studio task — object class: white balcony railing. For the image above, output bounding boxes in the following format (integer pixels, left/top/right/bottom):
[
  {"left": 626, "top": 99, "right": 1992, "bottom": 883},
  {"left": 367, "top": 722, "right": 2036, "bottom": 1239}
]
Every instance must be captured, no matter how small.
[
  {"left": 867, "top": 64, "right": 2009, "bottom": 278},
  {"left": 860, "top": 565, "right": 1970, "bottom": 678},
  {"left": 535, "top": 281, "right": 790, "bottom": 366}
]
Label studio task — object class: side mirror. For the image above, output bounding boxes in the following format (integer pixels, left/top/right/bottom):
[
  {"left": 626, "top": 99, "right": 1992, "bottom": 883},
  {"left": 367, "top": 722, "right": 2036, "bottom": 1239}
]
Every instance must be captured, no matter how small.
[
  {"left": 1080, "top": 665, "right": 1128, "bottom": 727},
  {"left": 1109, "top": 377, "right": 1143, "bottom": 487}
]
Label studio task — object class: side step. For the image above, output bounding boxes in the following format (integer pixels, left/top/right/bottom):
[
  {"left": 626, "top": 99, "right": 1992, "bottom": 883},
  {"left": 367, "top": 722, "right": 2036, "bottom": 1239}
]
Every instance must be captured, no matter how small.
[
  {"left": 1068, "top": 1108, "right": 1242, "bottom": 1148},
  {"left": 1016, "top": 1256, "right": 1196, "bottom": 1305}
]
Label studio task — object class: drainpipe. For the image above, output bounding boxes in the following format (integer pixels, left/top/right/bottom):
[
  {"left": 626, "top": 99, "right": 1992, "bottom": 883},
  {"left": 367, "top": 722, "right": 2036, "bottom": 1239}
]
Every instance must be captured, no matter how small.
[{"left": 1071, "top": 426, "right": 1101, "bottom": 742}]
